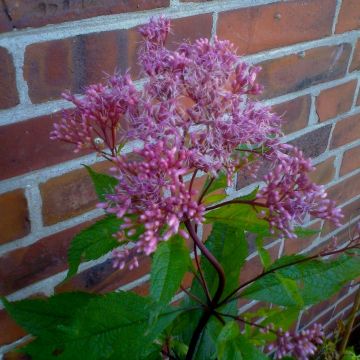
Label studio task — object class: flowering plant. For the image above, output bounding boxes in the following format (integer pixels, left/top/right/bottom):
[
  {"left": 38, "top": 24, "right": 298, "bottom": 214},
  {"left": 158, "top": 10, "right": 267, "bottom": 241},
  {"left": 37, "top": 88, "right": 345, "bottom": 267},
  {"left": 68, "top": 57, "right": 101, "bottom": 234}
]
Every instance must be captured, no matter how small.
[{"left": 3, "top": 17, "right": 360, "bottom": 360}]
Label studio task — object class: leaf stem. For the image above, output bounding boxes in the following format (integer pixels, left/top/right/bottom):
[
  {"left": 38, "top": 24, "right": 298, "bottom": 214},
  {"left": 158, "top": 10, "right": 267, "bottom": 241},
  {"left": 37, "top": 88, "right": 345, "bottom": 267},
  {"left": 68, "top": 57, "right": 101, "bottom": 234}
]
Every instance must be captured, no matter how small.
[{"left": 205, "top": 199, "right": 267, "bottom": 212}]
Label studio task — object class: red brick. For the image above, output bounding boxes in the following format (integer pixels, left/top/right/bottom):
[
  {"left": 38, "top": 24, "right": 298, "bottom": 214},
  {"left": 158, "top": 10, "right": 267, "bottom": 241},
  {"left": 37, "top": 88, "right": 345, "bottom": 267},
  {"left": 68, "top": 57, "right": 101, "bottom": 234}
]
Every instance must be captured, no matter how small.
[
  {"left": 24, "top": 14, "right": 212, "bottom": 103},
  {"left": 2, "top": 0, "right": 169, "bottom": 31},
  {"left": 272, "top": 95, "right": 311, "bottom": 134},
  {"left": 239, "top": 242, "right": 280, "bottom": 285},
  {"left": 335, "top": 291, "right": 358, "bottom": 314},
  {"left": 40, "top": 162, "right": 109, "bottom": 226},
  {"left": 300, "top": 291, "right": 342, "bottom": 327},
  {"left": 0, "top": 47, "right": 19, "bottom": 109},
  {"left": 283, "top": 221, "right": 322, "bottom": 255},
  {"left": 358, "top": 92, "right": 360, "bottom": 107},
  {"left": 327, "top": 172, "right": 360, "bottom": 206},
  {"left": 331, "top": 114, "right": 360, "bottom": 148},
  {"left": 350, "top": 39, "right": 360, "bottom": 72},
  {"left": 217, "top": 0, "right": 336, "bottom": 55},
  {"left": 309, "top": 156, "right": 336, "bottom": 185},
  {"left": 24, "top": 29, "right": 131, "bottom": 103},
  {"left": 257, "top": 44, "right": 352, "bottom": 99},
  {"left": 336, "top": 0, "right": 360, "bottom": 33},
  {"left": 316, "top": 80, "right": 357, "bottom": 122},
  {"left": 0, "top": 190, "right": 30, "bottom": 245},
  {"left": 0, "top": 5, "right": 12, "bottom": 33},
  {"left": 56, "top": 254, "right": 150, "bottom": 294},
  {"left": 0, "top": 222, "right": 90, "bottom": 295},
  {"left": 289, "top": 125, "right": 332, "bottom": 159},
  {"left": 0, "top": 310, "right": 26, "bottom": 346},
  {"left": 0, "top": 113, "right": 86, "bottom": 180},
  {"left": 341, "top": 145, "right": 360, "bottom": 176}
]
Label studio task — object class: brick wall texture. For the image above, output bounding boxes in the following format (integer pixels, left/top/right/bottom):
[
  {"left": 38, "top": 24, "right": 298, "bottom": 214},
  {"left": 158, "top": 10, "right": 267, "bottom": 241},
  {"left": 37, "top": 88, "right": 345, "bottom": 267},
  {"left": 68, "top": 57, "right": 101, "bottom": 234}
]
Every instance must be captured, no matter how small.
[{"left": 0, "top": 0, "right": 360, "bottom": 356}]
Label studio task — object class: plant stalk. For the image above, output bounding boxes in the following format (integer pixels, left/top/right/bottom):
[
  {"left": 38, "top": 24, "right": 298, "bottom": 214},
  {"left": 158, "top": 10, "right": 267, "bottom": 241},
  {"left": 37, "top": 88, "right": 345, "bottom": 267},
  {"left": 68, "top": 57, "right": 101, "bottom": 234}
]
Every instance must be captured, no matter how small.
[
  {"left": 338, "top": 286, "right": 360, "bottom": 358},
  {"left": 184, "top": 220, "right": 226, "bottom": 360}
]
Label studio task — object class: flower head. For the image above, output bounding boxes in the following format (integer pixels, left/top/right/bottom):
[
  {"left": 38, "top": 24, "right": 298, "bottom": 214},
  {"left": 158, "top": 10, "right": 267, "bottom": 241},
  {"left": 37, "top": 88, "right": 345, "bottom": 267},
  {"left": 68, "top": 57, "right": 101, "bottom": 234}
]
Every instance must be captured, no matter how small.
[
  {"left": 269, "top": 323, "right": 324, "bottom": 360},
  {"left": 100, "top": 141, "right": 204, "bottom": 269}
]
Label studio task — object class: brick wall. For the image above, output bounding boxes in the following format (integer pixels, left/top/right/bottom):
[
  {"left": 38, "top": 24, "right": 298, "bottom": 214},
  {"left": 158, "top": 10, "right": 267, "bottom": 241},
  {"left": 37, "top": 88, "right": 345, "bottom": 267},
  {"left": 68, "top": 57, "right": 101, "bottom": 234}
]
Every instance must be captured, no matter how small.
[{"left": 0, "top": 0, "right": 360, "bottom": 356}]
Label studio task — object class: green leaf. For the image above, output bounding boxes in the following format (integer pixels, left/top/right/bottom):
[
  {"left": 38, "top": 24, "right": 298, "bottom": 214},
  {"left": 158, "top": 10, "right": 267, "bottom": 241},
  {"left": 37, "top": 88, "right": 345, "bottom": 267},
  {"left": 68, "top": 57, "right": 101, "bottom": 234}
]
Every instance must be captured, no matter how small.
[
  {"left": 237, "top": 186, "right": 259, "bottom": 201},
  {"left": 203, "top": 172, "right": 227, "bottom": 195},
  {"left": 203, "top": 193, "right": 227, "bottom": 205},
  {"left": 66, "top": 215, "right": 122, "bottom": 280},
  {"left": 216, "top": 321, "right": 268, "bottom": 360},
  {"left": 150, "top": 235, "right": 191, "bottom": 307},
  {"left": 242, "top": 252, "right": 360, "bottom": 307},
  {"left": 205, "top": 204, "right": 269, "bottom": 235},
  {"left": 22, "top": 292, "right": 183, "bottom": 360},
  {"left": 255, "top": 236, "right": 271, "bottom": 270},
  {"left": 2, "top": 292, "right": 96, "bottom": 337},
  {"left": 84, "top": 165, "right": 117, "bottom": 201},
  {"left": 205, "top": 223, "right": 248, "bottom": 300},
  {"left": 294, "top": 226, "right": 320, "bottom": 238}
]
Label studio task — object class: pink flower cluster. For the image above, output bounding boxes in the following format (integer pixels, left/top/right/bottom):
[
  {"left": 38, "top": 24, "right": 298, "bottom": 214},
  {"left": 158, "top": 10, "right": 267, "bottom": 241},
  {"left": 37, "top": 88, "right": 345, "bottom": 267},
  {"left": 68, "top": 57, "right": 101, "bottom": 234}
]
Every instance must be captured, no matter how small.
[
  {"left": 269, "top": 323, "right": 324, "bottom": 360},
  {"left": 257, "top": 145, "right": 343, "bottom": 238},
  {"left": 51, "top": 16, "right": 343, "bottom": 268},
  {"left": 50, "top": 73, "right": 138, "bottom": 155},
  {"left": 99, "top": 141, "right": 204, "bottom": 269}
]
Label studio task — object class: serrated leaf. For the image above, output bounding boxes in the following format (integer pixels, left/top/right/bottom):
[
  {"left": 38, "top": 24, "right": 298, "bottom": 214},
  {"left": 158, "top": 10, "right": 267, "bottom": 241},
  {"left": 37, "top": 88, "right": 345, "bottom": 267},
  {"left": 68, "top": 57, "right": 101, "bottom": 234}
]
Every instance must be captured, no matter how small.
[
  {"left": 2, "top": 292, "right": 96, "bottom": 337},
  {"left": 205, "top": 204, "right": 269, "bottom": 235},
  {"left": 242, "top": 253, "right": 360, "bottom": 307},
  {"left": 22, "top": 292, "right": 183, "bottom": 360},
  {"left": 66, "top": 215, "right": 122, "bottom": 280},
  {"left": 216, "top": 321, "right": 268, "bottom": 360},
  {"left": 84, "top": 165, "right": 117, "bottom": 201},
  {"left": 150, "top": 235, "right": 191, "bottom": 307}
]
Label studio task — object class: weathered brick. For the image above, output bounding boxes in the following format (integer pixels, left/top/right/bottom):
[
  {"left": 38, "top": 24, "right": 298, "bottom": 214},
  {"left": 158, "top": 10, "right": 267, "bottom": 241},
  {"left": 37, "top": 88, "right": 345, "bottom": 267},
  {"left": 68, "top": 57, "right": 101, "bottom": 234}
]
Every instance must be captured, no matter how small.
[
  {"left": 316, "top": 80, "right": 357, "bottom": 122},
  {"left": 40, "top": 162, "right": 109, "bottom": 225},
  {"left": 56, "top": 254, "right": 150, "bottom": 294},
  {"left": 24, "top": 14, "right": 212, "bottom": 103},
  {"left": 327, "top": 173, "right": 360, "bottom": 206},
  {"left": 272, "top": 95, "right": 311, "bottom": 134},
  {"left": 0, "top": 189, "right": 30, "bottom": 245},
  {"left": 217, "top": 0, "right": 336, "bottom": 54},
  {"left": 0, "top": 113, "right": 86, "bottom": 180},
  {"left": 0, "top": 310, "right": 26, "bottom": 346},
  {"left": 289, "top": 125, "right": 332, "bottom": 159},
  {"left": 300, "top": 290, "right": 344, "bottom": 327},
  {"left": 283, "top": 221, "right": 321, "bottom": 255},
  {"left": 335, "top": 292, "right": 357, "bottom": 314},
  {"left": 336, "top": 0, "right": 360, "bottom": 33},
  {"left": 0, "top": 47, "right": 19, "bottom": 109},
  {"left": 2, "top": 0, "right": 169, "bottom": 31},
  {"left": 350, "top": 39, "right": 360, "bottom": 72},
  {"left": 257, "top": 44, "right": 352, "bottom": 99},
  {"left": 0, "top": 222, "right": 90, "bottom": 295},
  {"left": 309, "top": 156, "right": 336, "bottom": 185},
  {"left": 331, "top": 114, "right": 360, "bottom": 148},
  {"left": 341, "top": 145, "right": 360, "bottom": 176},
  {"left": 0, "top": 4, "right": 12, "bottom": 33},
  {"left": 239, "top": 242, "right": 280, "bottom": 285}
]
